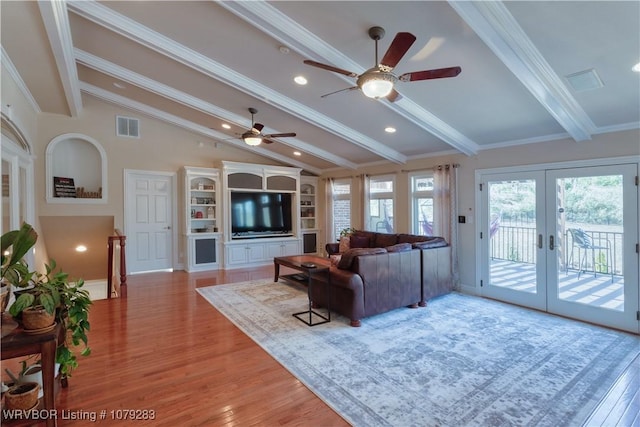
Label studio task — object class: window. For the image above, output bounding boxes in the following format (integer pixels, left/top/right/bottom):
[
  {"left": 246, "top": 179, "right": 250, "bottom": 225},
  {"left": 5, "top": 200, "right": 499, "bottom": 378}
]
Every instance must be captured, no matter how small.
[
  {"left": 332, "top": 178, "right": 352, "bottom": 241},
  {"left": 366, "top": 175, "right": 395, "bottom": 233},
  {"left": 410, "top": 173, "right": 434, "bottom": 236}
]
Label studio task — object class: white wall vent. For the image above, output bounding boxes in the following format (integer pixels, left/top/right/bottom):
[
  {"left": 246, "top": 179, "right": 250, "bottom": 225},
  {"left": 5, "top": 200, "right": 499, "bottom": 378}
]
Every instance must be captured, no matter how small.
[{"left": 116, "top": 116, "right": 140, "bottom": 138}]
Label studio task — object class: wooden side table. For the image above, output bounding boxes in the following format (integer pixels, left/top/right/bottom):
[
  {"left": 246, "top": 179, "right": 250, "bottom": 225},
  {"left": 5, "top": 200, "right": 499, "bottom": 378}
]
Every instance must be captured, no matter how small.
[{"left": 1, "top": 320, "right": 61, "bottom": 427}]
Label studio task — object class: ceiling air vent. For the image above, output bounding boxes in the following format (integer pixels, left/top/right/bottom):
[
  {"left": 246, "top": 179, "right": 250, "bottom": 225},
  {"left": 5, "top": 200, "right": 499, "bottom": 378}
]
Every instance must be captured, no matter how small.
[
  {"left": 116, "top": 115, "right": 140, "bottom": 138},
  {"left": 565, "top": 68, "right": 604, "bottom": 92}
]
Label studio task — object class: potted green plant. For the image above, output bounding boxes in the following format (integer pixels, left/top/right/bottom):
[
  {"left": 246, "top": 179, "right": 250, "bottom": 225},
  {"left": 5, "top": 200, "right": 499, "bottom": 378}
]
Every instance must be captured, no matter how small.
[
  {"left": 1, "top": 223, "right": 38, "bottom": 313},
  {"left": 9, "top": 259, "right": 92, "bottom": 378},
  {"left": 3, "top": 223, "right": 92, "bottom": 379},
  {"left": 9, "top": 263, "right": 61, "bottom": 331}
]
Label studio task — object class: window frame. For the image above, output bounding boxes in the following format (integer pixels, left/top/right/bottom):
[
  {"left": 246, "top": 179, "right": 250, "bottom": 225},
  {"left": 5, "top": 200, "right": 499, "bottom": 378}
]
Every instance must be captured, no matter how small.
[
  {"left": 331, "top": 177, "right": 353, "bottom": 241},
  {"left": 365, "top": 174, "right": 396, "bottom": 232},
  {"left": 409, "top": 171, "right": 435, "bottom": 236}
]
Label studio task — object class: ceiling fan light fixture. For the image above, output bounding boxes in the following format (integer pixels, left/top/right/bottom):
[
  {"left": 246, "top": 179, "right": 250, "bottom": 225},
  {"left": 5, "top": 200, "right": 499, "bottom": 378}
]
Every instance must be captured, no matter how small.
[
  {"left": 358, "top": 71, "right": 396, "bottom": 99},
  {"left": 242, "top": 131, "right": 262, "bottom": 146}
]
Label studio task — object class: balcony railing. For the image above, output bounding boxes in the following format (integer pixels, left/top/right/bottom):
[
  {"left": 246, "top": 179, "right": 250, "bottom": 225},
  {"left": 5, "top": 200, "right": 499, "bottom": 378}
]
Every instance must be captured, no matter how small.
[{"left": 490, "top": 225, "right": 623, "bottom": 276}]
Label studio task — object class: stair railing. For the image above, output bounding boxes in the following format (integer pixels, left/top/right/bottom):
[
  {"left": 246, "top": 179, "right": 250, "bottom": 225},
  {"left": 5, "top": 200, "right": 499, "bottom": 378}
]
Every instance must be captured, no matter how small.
[{"left": 107, "top": 229, "right": 127, "bottom": 298}]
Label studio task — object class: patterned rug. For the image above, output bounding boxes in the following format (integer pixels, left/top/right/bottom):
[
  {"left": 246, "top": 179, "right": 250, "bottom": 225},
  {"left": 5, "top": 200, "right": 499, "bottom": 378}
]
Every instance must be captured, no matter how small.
[{"left": 197, "top": 280, "right": 640, "bottom": 427}]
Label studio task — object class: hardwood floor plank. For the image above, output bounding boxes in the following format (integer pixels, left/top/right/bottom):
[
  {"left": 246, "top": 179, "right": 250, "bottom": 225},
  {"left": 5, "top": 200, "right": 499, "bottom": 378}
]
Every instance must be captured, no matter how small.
[
  {"left": 53, "top": 268, "right": 348, "bottom": 426},
  {"left": 4, "top": 267, "right": 638, "bottom": 426}
]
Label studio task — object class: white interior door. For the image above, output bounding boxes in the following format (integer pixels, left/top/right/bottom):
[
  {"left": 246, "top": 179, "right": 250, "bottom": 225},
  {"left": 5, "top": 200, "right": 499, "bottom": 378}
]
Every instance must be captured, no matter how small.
[{"left": 125, "top": 170, "right": 174, "bottom": 273}]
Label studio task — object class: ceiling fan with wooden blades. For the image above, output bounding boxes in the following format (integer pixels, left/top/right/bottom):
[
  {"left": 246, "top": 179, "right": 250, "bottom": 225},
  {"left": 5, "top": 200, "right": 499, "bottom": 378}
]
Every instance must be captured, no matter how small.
[
  {"left": 304, "top": 26, "right": 461, "bottom": 102},
  {"left": 241, "top": 107, "right": 296, "bottom": 146}
]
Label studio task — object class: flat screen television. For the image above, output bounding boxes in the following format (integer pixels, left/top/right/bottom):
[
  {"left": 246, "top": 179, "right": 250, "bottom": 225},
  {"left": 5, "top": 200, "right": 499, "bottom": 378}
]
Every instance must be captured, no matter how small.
[{"left": 230, "top": 191, "right": 293, "bottom": 236}]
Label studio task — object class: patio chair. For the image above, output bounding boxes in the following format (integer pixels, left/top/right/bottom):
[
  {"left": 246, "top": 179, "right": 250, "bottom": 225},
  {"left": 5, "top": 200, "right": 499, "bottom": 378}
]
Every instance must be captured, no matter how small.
[{"left": 567, "top": 228, "right": 613, "bottom": 281}]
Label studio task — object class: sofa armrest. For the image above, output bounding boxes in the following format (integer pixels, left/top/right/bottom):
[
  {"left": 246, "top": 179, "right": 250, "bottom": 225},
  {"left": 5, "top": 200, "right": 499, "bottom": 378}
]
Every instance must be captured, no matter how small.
[{"left": 325, "top": 242, "right": 340, "bottom": 256}]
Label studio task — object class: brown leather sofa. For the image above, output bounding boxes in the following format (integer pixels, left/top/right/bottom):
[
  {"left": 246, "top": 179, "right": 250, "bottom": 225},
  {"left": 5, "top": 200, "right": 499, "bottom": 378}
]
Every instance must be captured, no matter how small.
[{"left": 315, "top": 231, "right": 452, "bottom": 326}]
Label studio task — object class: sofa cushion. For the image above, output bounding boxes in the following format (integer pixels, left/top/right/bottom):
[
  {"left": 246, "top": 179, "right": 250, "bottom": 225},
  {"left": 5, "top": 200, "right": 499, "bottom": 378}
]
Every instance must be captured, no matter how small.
[
  {"left": 412, "top": 237, "right": 448, "bottom": 249},
  {"left": 337, "top": 247, "right": 387, "bottom": 270},
  {"left": 374, "top": 233, "right": 399, "bottom": 248},
  {"left": 338, "top": 236, "right": 351, "bottom": 253},
  {"left": 353, "top": 230, "right": 376, "bottom": 247},
  {"left": 397, "top": 234, "right": 430, "bottom": 244},
  {"left": 385, "top": 242, "right": 413, "bottom": 252},
  {"left": 350, "top": 235, "right": 370, "bottom": 248}
]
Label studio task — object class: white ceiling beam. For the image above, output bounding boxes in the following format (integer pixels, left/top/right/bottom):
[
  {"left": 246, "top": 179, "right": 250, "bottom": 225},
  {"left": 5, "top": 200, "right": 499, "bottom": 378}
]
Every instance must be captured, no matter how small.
[
  {"left": 217, "top": 0, "right": 479, "bottom": 156},
  {"left": 75, "top": 49, "right": 357, "bottom": 170},
  {"left": 79, "top": 82, "right": 323, "bottom": 175},
  {"left": 449, "top": 1, "right": 596, "bottom": 141},
  {"left": 37, "top": 0, "right": 82, "bottom": 117},
  {"left": 68, "top": 0, "right": 405, "bottom": 165}
]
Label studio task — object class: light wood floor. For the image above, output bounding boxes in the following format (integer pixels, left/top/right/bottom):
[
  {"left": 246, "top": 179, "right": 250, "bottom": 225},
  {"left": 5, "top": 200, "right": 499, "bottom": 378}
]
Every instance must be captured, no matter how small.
[{"left": 5, "top": 265, "right": 637, "bottom": 426}]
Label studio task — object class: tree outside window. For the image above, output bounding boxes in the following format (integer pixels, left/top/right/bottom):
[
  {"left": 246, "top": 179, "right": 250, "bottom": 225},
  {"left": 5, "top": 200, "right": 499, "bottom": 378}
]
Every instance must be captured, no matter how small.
[
  {"left": 332, "top": 178, "right": 352, "bottom": 241},
  {"left": 411, "top": 173, "right": 434, "bottom": 236},
  {"left": 366, "top": 175, "right": 395, "bottom": 233}
]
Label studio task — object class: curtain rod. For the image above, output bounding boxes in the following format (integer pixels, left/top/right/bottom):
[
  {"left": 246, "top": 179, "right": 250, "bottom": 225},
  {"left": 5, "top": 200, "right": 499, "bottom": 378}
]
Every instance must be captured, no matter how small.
[{"left": 322, "top": 163, "right": 460, "bottom": 180}]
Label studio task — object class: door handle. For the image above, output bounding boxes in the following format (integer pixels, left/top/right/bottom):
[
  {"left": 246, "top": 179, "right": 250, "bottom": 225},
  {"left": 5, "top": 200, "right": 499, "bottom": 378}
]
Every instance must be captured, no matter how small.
[
  {"left": 538, "top": 234, "right": 543, "bottom": 249},
  {"left": 549, "top": 235, "right": 554, "bottom": 251},
  {"left": 164, "top": 226, "right": 171, "bottom": 230}
]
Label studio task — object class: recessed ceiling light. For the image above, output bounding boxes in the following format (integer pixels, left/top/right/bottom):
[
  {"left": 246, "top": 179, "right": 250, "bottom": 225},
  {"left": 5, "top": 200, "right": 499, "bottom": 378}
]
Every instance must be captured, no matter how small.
[
  {"left": 633, "top": 62, "right": 640, "bottom": 73},
  {"left": 75, "top": 245, "right": 87, "bottom": 253},
  {"left": 113, "top": 82, "right": 126, "bottom": 89},
  {"left": 385, "top": 127, "right": 396, "bottom": 133},
  {"left": 294, "top": 76, "right": 308, "bottom": 85},
  {"left": 222, "top": 123, "right": 231, "bottom": 129},
  {"left": 293, "top": 151, "right": 301, "bottom": 156}
]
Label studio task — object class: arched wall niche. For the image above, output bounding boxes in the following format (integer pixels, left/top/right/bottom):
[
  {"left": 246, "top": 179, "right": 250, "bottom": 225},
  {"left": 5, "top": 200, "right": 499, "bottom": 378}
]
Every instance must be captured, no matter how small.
[{"left": 45, "top": 133, "right": 108, "bottom": 204}]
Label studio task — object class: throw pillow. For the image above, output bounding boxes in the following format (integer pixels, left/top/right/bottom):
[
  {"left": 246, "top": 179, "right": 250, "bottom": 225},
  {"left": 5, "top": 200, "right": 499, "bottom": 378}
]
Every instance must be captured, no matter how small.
[
  {"left": 337, "top": 247, "right": 387, "bottom": 270},
  {"left": 329, "top": 254, "right": 342, "bottom": 267},
  {"left": 385, "top": 243, "right": 412, "bottom": 252},
  {"left": 350, "top": 235, "right": 370, "bottom": 249},
  {"left": 374, "top": 233, "right": 399, "bottom": 248},
  {"left": 338, "top": 236, "right": 351, "bottom": 253}
]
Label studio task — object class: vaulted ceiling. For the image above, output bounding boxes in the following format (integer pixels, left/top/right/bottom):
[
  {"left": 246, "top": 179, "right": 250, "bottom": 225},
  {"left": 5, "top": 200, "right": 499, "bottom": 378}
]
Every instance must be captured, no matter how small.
[{"left": 2, "top": 1, "right": 638, "bottom": 175}]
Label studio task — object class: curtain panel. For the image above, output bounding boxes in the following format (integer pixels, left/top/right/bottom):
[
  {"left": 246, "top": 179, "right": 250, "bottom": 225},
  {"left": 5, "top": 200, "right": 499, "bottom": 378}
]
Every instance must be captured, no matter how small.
[{"left": 434, "top": 164, "right": 460, "bottom": 289}]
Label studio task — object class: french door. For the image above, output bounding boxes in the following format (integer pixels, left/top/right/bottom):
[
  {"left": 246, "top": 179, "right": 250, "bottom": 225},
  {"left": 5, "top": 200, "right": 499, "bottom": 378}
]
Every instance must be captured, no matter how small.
[{"left": 480, "top": 164, "right": 639, "bottom": 333}]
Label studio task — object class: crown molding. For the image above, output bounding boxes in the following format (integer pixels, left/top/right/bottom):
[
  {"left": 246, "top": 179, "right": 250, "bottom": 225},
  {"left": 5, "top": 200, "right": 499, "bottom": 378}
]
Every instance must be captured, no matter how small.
[{"left": 1, "top": 46, "right": 42, "bottom": 114}]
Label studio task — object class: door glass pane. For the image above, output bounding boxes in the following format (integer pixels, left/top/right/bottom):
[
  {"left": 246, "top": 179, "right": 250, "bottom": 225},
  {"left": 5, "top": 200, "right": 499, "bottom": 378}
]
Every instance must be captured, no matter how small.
[
  {"left": 555, "top": 175, "right": 624, "bottom": 311},
  {"left": 488, "top": 179, "right": 537, "bottom": 293}
]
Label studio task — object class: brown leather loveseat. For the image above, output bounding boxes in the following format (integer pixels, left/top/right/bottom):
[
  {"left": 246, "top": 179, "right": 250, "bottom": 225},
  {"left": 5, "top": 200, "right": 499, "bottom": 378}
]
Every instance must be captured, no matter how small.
[{"left": 313, "top": 231, "right": 452, "bottom": 326}]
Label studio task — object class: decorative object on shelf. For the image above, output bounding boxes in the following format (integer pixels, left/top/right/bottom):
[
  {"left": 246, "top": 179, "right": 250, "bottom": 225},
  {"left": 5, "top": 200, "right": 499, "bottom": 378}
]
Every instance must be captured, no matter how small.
[
  {"left": 207, "top": 206, "right": 214, "bottom": 219},
  {"left": 76, "top": 187, "right": 102, "bottom": 199},
  {"left": 198, "top": 182, "right": 204, "bottom": 190},
  {"left": 52, "top": 176, "right": 76, "bottom": 198}
]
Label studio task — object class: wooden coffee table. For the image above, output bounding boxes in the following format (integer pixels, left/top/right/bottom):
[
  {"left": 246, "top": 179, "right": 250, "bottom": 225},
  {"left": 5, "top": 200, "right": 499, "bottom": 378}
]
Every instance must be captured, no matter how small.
[{"left": 274, "top": 255, "right": 332, "bottom": 326}]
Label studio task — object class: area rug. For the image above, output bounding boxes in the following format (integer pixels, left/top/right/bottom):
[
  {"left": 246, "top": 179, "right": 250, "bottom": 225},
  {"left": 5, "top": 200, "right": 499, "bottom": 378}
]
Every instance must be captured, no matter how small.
[{"left": 197, "top": 280, "right": 640, "bottom": 427}]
